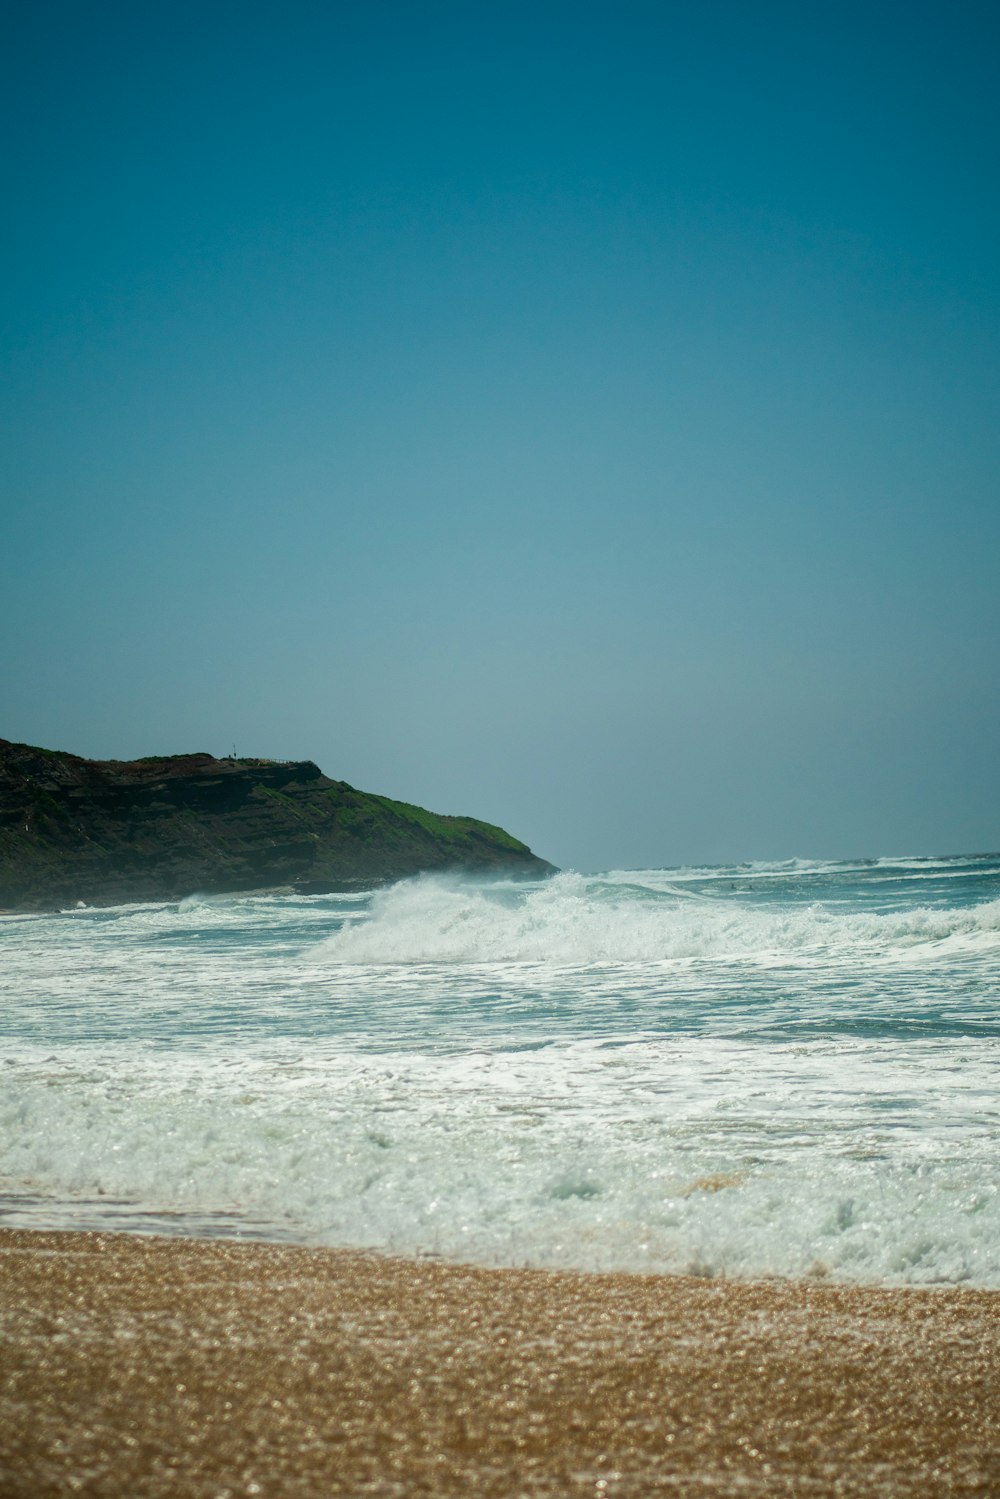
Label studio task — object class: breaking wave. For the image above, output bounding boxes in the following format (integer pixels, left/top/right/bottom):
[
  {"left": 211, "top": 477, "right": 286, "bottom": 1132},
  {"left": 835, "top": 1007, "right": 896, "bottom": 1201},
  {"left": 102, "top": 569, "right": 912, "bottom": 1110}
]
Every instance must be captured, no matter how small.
[
  {"left": 4, "top": 853, "right": 999, "bottom": 1285},
  {"left": 311, "top": 872, "right": 1000, "bottom": 966}
]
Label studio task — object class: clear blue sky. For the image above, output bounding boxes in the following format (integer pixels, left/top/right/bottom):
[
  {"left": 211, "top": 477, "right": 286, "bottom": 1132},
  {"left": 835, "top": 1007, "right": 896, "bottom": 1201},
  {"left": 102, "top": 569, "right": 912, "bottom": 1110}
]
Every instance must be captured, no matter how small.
[{"left": 3, "top": 0, "right": 998, "bottom": 869}]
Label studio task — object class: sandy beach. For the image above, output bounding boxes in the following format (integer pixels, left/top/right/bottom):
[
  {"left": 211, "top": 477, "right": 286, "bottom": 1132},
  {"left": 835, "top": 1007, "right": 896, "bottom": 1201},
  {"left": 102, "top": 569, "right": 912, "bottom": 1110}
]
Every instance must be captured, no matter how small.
[{"left": 1, "top": 1229, "right": 997, "bottom": 1496}]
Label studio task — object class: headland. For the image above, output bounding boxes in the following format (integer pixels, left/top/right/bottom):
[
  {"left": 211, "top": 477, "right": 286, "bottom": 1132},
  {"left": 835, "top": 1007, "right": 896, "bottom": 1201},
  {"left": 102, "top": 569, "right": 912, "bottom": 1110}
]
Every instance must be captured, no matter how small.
[{"left": 0, "top": 739, "right": 554, "bottom": 910}]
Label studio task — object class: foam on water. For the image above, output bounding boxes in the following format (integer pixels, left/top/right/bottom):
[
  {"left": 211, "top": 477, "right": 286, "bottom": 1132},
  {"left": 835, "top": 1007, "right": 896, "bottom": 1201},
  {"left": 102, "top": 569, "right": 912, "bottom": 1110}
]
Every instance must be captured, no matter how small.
[
  {"left": 3, "top": 858, "right": 999, "bottom": 1284},
  {"left": 3, "top": 1034, "right": 998, "bottom": 1283},
  {"left": 310, "top": 871, "right": 1000, "bottom": 965}
]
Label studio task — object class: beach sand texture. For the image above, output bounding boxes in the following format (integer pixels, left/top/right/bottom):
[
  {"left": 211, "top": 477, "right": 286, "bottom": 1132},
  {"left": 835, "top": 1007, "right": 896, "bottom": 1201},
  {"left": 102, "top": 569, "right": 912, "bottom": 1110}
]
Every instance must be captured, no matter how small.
[{"left": 1, "top": 1229, "right": 998, "bottom": 1497}]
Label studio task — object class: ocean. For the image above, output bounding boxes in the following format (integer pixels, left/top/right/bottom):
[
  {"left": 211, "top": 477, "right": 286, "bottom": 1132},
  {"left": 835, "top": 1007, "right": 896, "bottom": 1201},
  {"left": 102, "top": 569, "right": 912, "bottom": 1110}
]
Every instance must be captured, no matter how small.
[{"left": 2, "top": 855, "right": 999, "bottom": 1287}]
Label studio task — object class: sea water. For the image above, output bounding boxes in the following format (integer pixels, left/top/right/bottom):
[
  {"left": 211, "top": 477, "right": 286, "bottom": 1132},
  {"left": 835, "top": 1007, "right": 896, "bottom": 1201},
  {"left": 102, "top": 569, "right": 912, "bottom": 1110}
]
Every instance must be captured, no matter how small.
[{"left": 2, "top": 856, "right": 999, "bottom": 1286}]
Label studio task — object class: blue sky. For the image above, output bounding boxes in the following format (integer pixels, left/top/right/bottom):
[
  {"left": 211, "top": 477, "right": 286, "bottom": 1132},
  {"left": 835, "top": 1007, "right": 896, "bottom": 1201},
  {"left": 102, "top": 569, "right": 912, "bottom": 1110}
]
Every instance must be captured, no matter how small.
[{"left": 3, "top": 0, "right": 998, "bottom": 869}]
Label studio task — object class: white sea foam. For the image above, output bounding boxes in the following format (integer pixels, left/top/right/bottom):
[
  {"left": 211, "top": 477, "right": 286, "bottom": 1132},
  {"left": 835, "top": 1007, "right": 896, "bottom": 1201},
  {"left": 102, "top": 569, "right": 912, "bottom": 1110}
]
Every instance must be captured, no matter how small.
[
  {"left": 3, "top": 1035, "right": 998, "bottom": 1283},
  {"left": 310, "top": 872, "right": 1000, "bottom": 966},
  {"left": 3, "top": 857, "right": 999, "bottom": 1284}
]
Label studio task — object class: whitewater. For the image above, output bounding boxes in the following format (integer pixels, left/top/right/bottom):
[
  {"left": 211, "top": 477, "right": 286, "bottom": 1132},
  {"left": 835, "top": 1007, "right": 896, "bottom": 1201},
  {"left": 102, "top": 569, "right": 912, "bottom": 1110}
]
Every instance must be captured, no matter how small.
[{"left": 2, "top": 855, "right": 999, "bottom": 1286}]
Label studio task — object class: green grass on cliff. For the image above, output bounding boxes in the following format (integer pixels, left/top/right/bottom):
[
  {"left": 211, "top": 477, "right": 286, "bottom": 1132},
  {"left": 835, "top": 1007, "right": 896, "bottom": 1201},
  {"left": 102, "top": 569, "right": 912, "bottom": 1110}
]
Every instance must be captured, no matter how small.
[
  {"left": 374, "top": 796, "right": 528, "bottom": 851},
  {"left": 251, "top": 781, "right": 526, "bottom": 854}
]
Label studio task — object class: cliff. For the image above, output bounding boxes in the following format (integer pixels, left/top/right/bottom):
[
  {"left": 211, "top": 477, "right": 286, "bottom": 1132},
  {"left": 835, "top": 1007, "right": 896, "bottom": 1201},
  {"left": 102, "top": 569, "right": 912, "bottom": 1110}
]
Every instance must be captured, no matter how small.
[{"left": 0, "top": 740, "right": 555, "bottom": 911}]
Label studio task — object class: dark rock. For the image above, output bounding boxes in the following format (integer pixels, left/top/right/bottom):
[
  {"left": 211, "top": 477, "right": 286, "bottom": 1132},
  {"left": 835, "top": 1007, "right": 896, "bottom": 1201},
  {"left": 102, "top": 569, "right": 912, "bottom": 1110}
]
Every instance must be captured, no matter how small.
[{"left": 0, "top": 740, "right": 556, "bottom": 911}]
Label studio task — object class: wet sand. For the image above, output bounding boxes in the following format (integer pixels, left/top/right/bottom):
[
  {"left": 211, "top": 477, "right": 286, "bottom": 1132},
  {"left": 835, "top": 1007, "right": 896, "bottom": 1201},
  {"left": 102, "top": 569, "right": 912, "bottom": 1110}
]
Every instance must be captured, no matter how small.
[{"left": 1, "top": 1229, "right": 998, "bottom": 1497}]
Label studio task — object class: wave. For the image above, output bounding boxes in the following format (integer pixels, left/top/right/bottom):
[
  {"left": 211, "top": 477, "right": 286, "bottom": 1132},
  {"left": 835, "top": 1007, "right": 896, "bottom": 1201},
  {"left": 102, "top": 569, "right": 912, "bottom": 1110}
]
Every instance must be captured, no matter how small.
[
  {"left": 603, "top": 853, "right": 1000, "bottom": 883},
  {"left": 4, "top": 1035, "right": 998, "bottom": 1285},
  {"left": 310, "top": 872, "right": 1000, "bottom": 966}
]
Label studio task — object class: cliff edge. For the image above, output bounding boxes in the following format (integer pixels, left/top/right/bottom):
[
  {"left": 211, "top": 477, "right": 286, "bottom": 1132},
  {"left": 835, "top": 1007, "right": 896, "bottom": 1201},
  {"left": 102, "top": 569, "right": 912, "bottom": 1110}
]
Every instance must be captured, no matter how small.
[{"left": 0, "top": 740, "right": 555, "bottom": 910}]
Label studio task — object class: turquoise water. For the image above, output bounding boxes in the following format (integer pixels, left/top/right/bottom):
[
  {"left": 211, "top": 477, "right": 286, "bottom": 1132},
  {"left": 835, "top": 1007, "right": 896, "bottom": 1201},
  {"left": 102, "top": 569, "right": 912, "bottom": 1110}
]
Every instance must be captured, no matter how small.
[{"left": 2, "top": 855, "right": 999, "bottom": 1284}]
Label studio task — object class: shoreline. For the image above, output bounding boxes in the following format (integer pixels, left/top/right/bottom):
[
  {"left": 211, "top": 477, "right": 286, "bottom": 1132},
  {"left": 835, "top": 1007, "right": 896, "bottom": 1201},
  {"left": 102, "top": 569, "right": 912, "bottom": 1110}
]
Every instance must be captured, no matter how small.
[{"left": 2, "top": 1228, "right": 998, "bottom": 1496}]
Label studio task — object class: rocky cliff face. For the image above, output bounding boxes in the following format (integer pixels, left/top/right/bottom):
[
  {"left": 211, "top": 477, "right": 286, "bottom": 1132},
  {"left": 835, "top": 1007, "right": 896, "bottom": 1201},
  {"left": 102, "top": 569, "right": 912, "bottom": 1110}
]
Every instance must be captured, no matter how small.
[{"left": 0, "top": 741, "right": 555, "bottom": 910}]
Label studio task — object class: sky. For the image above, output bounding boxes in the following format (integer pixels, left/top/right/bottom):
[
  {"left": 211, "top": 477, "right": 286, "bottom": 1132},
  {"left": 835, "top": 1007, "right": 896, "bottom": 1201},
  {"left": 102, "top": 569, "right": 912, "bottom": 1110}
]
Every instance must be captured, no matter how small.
[{"left": 3, "top": 0, "right": 999, "bottom": 871}]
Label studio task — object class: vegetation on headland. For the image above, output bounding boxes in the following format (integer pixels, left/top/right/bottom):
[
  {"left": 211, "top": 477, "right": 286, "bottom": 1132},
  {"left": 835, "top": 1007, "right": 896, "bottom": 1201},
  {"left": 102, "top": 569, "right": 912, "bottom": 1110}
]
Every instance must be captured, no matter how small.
[{"left": 0, "top": 740, "right": 555, "bottom": 911}]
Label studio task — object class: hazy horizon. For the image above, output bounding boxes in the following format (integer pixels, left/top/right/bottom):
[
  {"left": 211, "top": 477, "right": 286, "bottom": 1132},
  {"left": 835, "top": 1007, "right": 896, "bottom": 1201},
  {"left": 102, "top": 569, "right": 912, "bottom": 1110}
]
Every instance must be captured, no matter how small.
[{"left": 4, "top": 2, "right": 998, "bottom": 872}]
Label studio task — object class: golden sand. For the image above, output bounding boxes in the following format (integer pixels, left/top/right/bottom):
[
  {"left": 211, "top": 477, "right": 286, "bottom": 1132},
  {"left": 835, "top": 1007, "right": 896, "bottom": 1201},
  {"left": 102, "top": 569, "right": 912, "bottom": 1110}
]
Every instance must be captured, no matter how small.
[{"left": 1, "top": 1229, "right": 998, "bottom": 1496}]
